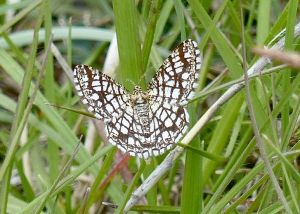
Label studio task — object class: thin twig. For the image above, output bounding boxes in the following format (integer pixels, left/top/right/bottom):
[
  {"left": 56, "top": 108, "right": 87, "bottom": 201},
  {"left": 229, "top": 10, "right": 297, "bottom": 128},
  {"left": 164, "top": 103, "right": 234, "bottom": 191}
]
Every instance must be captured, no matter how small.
[
  {"left": 239, "top": 2, "right": 291, "bottom": 213},
  {"left": 193, "top": 64, "right": 286, "bottom": 100},
  {"left": 123, "top": 21, "right": 300, "bottom": 213}
]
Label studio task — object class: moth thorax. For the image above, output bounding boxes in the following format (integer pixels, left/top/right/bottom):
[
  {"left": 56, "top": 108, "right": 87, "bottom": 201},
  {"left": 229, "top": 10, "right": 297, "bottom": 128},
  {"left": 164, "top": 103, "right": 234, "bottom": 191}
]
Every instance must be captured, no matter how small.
[
  {"left": 131, "top": 86, "right": 149, "bottom": 105},
  {"left": 131, "top": 88, "right": 151, "bottom": 132}
]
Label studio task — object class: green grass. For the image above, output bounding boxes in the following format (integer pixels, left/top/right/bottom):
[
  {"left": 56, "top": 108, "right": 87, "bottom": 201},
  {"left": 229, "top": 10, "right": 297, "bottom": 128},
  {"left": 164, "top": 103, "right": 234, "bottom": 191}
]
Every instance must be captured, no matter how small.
[{"left": 0, "top": 1, "right": 300, "bottom": 213}]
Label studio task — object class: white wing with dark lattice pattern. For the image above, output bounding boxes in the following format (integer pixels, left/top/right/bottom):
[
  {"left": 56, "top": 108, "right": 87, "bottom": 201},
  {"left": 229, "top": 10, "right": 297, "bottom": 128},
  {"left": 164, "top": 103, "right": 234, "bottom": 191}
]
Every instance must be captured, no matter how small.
[
  {"left": 105, "top": 101, "right": 189, "bottom": 159},
  {"left": 148, "top": 39, "right": 201, "bottom": 106},
  {"left": 73, "top": 39, "right": 202, "bottom": 158},
  {"left": 73, "top": 65, "right": 130, "bottom": 122}
]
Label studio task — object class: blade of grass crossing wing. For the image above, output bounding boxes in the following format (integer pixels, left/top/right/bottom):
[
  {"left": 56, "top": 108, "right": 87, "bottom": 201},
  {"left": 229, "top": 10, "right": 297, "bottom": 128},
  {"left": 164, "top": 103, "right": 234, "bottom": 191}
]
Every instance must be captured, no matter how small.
[
  {"left": 141, "top": 0, "right": 163, "bottom": 72},
  {"left": 112, "top": 0, "right": 144, "bottom": 90}
]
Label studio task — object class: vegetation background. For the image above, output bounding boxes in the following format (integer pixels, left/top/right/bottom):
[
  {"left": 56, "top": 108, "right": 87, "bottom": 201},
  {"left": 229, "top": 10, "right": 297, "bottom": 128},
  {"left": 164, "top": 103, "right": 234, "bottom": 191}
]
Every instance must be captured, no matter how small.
[{"left": 0, "top": 0, "right": 299, "bottom": 213}]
